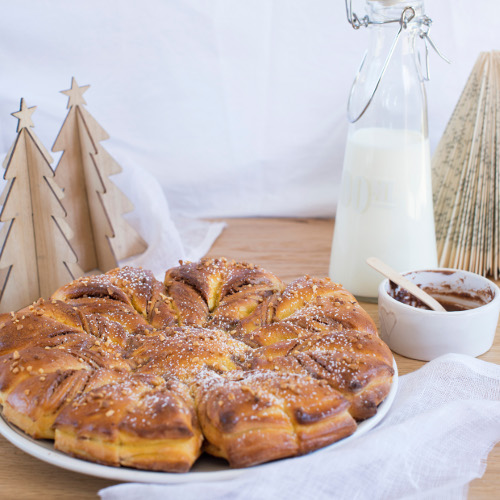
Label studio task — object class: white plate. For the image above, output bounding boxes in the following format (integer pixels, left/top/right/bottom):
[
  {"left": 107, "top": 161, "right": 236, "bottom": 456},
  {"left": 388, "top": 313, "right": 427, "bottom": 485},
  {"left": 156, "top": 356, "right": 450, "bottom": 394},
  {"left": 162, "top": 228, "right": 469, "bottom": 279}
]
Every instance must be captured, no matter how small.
[{"left": 0, "top": 360, "right": 398, "bottom": 484}]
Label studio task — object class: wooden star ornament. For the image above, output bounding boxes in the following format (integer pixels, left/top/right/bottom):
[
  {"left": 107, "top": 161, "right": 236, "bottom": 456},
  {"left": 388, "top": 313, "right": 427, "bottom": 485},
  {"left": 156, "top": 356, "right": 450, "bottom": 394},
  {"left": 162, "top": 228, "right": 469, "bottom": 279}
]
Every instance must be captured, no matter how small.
[
  {"left": 61, "top": 77, "right": 90, "bottom": 109},
  {"left": 11, "top": 98, "right": 37, "bottom": 132}
]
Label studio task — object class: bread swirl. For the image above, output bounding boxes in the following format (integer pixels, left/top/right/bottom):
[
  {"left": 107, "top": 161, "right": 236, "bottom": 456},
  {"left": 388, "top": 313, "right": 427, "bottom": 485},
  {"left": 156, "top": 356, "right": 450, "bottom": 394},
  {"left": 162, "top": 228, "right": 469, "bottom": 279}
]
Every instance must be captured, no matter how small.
[{"left": 0, "top": 258, "right": 394, "bottom": 472}]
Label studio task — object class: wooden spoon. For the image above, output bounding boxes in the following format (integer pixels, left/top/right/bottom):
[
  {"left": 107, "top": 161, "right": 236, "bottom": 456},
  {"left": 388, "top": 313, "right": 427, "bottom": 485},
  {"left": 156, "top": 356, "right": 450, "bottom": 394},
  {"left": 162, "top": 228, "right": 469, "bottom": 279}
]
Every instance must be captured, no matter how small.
[{"left": 366, "top": 257, "right": 447, "bottom": 312}]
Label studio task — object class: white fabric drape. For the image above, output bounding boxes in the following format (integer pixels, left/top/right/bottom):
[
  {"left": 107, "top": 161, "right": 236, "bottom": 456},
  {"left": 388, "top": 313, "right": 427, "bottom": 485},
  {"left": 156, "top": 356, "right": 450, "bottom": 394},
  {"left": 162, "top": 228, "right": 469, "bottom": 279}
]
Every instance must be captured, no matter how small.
[
  {"left": 1, "top": 1, "right": 498, "bottom": 218},
  {"left": 113, "top": 157, "right": 225, "bottom": 277}
]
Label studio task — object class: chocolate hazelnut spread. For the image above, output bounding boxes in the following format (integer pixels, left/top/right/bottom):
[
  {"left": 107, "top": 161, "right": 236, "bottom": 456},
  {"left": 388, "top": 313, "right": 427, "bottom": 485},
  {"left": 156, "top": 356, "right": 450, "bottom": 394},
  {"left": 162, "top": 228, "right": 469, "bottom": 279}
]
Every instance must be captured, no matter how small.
[{"left": 388, "top": 272, "right": 494, "bottom": 312}]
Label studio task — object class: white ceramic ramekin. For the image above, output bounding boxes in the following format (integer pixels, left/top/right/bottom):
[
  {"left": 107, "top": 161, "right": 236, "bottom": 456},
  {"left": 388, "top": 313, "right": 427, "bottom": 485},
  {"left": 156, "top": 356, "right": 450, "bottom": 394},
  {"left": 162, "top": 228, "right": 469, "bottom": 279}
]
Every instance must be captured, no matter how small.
[{"left": 378, "top": 268, "right": 500, "bottom": 361}]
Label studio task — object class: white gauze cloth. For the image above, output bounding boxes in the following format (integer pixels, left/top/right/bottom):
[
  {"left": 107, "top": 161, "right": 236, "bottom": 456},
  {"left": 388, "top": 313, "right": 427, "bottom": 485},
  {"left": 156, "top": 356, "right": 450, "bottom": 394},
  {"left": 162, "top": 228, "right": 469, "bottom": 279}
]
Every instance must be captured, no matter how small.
[
  {"left": 91, "top": 156, "right": 225, "bottom": 278},
  {"left": 99, "top": 353, "right": 500, "bottom": 500}
]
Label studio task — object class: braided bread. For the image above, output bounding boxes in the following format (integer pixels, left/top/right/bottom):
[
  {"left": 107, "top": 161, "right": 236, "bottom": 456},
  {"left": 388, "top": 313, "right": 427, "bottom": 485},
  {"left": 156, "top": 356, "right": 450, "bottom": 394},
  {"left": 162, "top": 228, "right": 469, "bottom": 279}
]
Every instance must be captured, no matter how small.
[{"left": 0, "top": 258, "right": 394, "bottom": 472}]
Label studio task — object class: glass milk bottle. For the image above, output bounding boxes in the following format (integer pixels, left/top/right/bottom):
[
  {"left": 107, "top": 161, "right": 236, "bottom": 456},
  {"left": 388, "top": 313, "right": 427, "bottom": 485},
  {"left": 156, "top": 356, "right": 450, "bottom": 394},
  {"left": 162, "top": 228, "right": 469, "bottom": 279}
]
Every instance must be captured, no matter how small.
[{"left": 330, "top": 0, "right": 438, "bottom": 301}]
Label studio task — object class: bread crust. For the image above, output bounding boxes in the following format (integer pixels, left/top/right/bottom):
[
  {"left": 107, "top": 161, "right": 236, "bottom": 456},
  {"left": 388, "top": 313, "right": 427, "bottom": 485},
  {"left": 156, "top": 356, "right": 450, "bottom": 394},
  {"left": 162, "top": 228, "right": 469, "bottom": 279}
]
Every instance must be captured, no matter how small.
[{"left": 0, "top": 258, "right": 394, "bottom": 472}]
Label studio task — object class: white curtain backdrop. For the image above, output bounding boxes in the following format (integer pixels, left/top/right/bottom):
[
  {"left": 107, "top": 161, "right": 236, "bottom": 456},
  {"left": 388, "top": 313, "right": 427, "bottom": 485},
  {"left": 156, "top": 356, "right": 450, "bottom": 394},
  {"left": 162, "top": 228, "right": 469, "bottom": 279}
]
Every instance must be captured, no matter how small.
[{"left": 0, "top": 0, "right": 498, "bottom": 218}]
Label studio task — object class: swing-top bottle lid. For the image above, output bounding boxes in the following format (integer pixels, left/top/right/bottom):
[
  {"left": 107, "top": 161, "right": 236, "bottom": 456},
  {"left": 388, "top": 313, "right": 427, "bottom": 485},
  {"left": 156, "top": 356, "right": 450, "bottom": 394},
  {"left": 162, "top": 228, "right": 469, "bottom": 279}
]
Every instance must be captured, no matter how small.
[
  {"left": 367, "top": 0, "right": 405, "bottom": 4},
  {"left": 366, "top": 0, "right": 422, "bottom": 5},
  {"left": 346, "top": 0, "right": 427, "bottom": 29},
  {"left": 366, "top": 0, "right": 425, "bottom": 20}
]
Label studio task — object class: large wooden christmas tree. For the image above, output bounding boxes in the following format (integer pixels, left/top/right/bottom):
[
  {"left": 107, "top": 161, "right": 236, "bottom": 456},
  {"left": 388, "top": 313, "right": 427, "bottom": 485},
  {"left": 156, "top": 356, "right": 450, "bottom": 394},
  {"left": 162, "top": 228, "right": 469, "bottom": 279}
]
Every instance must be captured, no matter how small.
[
  {"left": 53, "top": 78, "right": 147, "bottom": 273},
  {"left": 0, "top": 99, "right": 83, "bottom": 312}
]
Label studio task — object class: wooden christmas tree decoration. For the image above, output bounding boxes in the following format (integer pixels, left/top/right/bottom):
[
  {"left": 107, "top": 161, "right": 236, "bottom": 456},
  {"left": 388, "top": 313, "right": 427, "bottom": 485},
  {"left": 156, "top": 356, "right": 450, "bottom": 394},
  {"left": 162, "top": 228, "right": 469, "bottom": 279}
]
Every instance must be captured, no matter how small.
[
  {"left": 53, "top": 77, "right": 147, "bottom": 273},
  {"left": 432, "top": 51, "right": 500, "bottom": 278},
  {"left": 0, "top": 99, "right": 83, "bottom": 312}
]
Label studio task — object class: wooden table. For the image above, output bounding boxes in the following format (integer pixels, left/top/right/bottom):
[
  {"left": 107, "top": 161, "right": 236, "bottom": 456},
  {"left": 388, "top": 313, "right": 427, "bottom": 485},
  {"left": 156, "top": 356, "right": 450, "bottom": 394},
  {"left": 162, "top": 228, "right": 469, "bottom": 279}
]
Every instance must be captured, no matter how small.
[{"left": 0, "top": 218, "right": 498, "bottom": 499}]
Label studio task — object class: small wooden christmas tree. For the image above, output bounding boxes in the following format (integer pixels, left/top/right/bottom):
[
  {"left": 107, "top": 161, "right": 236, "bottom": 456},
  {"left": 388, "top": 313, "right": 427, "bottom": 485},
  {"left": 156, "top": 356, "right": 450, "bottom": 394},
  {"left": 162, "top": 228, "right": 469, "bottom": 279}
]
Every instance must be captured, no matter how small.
[
  {"left": 0, "top": 99, "right": 83, "bottom": 312},
  {"left": 53, "top": 78, "right": 147, "bottom": 273}
]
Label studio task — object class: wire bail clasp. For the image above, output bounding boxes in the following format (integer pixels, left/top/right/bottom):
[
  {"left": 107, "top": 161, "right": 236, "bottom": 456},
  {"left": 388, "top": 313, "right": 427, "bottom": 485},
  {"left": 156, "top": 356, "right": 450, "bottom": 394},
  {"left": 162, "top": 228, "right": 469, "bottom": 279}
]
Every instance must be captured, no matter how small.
[
  {"left": 417, "top": 15, "right": 451, "bottom": 81},
  {"left": 345, "top": 0, "right": 449, "bottom": 123},
  {"left": 347, "top": 6, "right": 416, "bottom": 123}
]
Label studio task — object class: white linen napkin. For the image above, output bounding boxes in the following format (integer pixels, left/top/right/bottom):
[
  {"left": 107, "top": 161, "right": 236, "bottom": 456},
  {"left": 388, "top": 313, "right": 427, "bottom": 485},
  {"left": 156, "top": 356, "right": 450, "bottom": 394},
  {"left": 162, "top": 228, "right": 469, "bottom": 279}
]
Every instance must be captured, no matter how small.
[{"left": 99, "top": 353, "right": 500, "bottom": 500}]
